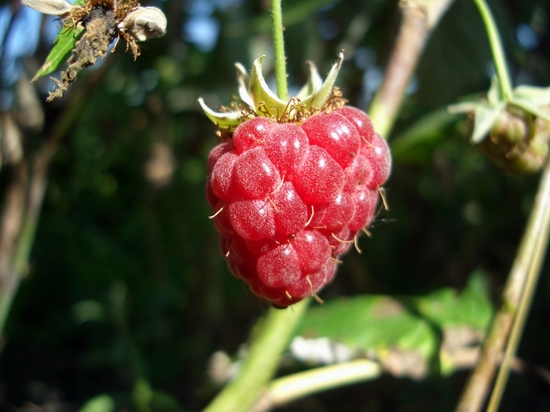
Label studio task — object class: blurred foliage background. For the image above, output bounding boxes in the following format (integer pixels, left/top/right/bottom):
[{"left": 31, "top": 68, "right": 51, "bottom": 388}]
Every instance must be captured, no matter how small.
[{"left": 1, "top": 0, "right": 550, "bottom": 410}]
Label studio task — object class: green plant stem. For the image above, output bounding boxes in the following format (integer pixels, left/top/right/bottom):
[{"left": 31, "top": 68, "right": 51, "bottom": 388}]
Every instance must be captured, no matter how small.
[
  {"left": 470, "top": 0, "right": 513, "bottom": 101},
  {"left": 271, "top": 0, "right": 288, "bottom": 100},
  {"left": 486, "top": 161, "right": 550, "bottom": 412},
  {"left": 255, "top": 359, "right": 381, "bottom": 410},
  {"left": 368, "top": 0, "right": 454, "bottom": 138},
  {"left": 456, "top": 160, "right": 550, "bottom": 412},
  {"left": 204, "top": 298, "right": 310, "bottom": 412}
]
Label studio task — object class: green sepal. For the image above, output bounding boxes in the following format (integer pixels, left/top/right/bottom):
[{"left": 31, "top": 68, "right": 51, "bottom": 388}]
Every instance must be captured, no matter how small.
[
  {"left": 296, "top": 61, "right": 322, "bottom": 100},
  {"left": 306, "top": 51, "right": 344, "bottom": 110},
  {"left": 472, "top": 102, "right": 506, "bottom": 143},
  {"left": 247, "top": 55, "right": 289, "bottom": 117},
  {"left": 509, "top": 97, "right": 550, "bottom": 123},
  {"left": 513, "top": 85, "right": 550, "bottom": 106},
  {"left": 198, "top": 52, "right": 346, "bottom": 130},
  {"left": 197, "top": 98, "right": 243, "bottom": 130}
]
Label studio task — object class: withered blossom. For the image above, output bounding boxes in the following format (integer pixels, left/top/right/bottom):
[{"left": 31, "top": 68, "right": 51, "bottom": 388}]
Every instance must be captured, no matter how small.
[{"left": 22, "top": 0, "right": 166, "bottom": 101}]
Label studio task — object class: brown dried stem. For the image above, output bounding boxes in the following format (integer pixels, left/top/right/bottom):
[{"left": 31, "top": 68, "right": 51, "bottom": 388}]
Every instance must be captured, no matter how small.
[
  {"left": 456, "top": 158, "right": 550, "bottom": 412},
  {"left": 368, "top": 0, "right": 455, "bottom": 138}
]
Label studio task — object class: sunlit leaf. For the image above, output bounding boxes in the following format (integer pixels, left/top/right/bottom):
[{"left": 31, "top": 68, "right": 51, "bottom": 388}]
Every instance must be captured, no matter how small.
[
  {"left": 412, "top": 270, "right": 493, "bottom": 331},
  {"left": 298, "top": 295, "right": 437, "bottom": 361}
]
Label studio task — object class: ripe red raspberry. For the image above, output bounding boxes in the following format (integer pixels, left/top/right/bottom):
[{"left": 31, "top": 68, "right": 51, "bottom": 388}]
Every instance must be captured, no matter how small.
[{"left": 206, "top": 107, "right": 391, "bottom": 307}]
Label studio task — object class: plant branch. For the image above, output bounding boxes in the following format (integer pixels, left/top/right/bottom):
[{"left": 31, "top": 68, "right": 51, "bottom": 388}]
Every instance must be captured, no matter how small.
[
  {"left": 456, "top": 159, "right": 550, "bottom": 412},
  {"left": 203, "top": 298, "right": 310, "bottom": 412},
  {"left": 253, "top": 359, "right": 381, "bottom": 411},
  {"left": 470, "top": 0, "right": 513, "bottom": 101},
  {"left": 368, "top": 0, "right": 455, "bottom": 138}
]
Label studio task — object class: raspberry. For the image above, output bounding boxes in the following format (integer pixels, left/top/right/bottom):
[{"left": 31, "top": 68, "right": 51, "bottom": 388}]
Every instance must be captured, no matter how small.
[
  {"left": 200, "top": 54, "right": 391, "bottom": 307},
  {"left": 206, "top": 108, "right": 391, "bottom": 307}
]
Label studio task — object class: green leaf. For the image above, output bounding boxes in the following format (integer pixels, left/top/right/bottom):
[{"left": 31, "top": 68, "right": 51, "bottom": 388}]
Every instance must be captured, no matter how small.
[
  {"left": 412, "top": 270, "right": 493, "bottom": 331},
  {"left": 33, "top": 24, "right": 84, "bottom": 81},
  {"left": 298, "top": 295, "right": 437, "bottom": 361},
  {"left": 296, "top": 273, "right": 493, "bottom": 377},
  {"left": 472, "top": 102, "right": 505, "bottom": 143}
]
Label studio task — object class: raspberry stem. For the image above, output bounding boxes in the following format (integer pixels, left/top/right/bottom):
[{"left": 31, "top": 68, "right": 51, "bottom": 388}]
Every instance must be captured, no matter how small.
[
  {"left": 271, "top": 0, "right": 289, "bottom": 100},
  {"left": 203, "top": 299, "right": 310, "bottom": 412},
  {"left": 470, "top": 0, "right": 513, "bottom": 101}
]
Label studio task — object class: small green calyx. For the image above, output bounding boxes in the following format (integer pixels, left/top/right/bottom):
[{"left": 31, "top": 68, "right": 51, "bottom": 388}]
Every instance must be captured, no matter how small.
[
  {"left": 198, "top": 52, "right": 345, "bottom": 131},
  {"left": 450, "top": 76, "right": 550, "bottom": 174}
]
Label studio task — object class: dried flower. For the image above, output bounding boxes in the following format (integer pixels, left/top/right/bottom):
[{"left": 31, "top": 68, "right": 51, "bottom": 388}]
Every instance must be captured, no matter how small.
[{"left": 21, "top": 0, "right": 167, "bottom": 101}]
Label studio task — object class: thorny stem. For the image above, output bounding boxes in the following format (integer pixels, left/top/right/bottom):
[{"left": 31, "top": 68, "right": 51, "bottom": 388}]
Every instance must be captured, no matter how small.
[
  {"left": 203, "top": 299, "right": 310, "bottom": 412},
  {"left": 270, "top": 0, "right": 288, "bottom": 100},
  {"left": 368, "top": 0, "right": 455, "bottom": 138},
  {"left": 470, "top": 0, "right": 513, "bottom": 101},
  {"left": 456, "top": 159, "right": 550, "bottom": 412}
]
